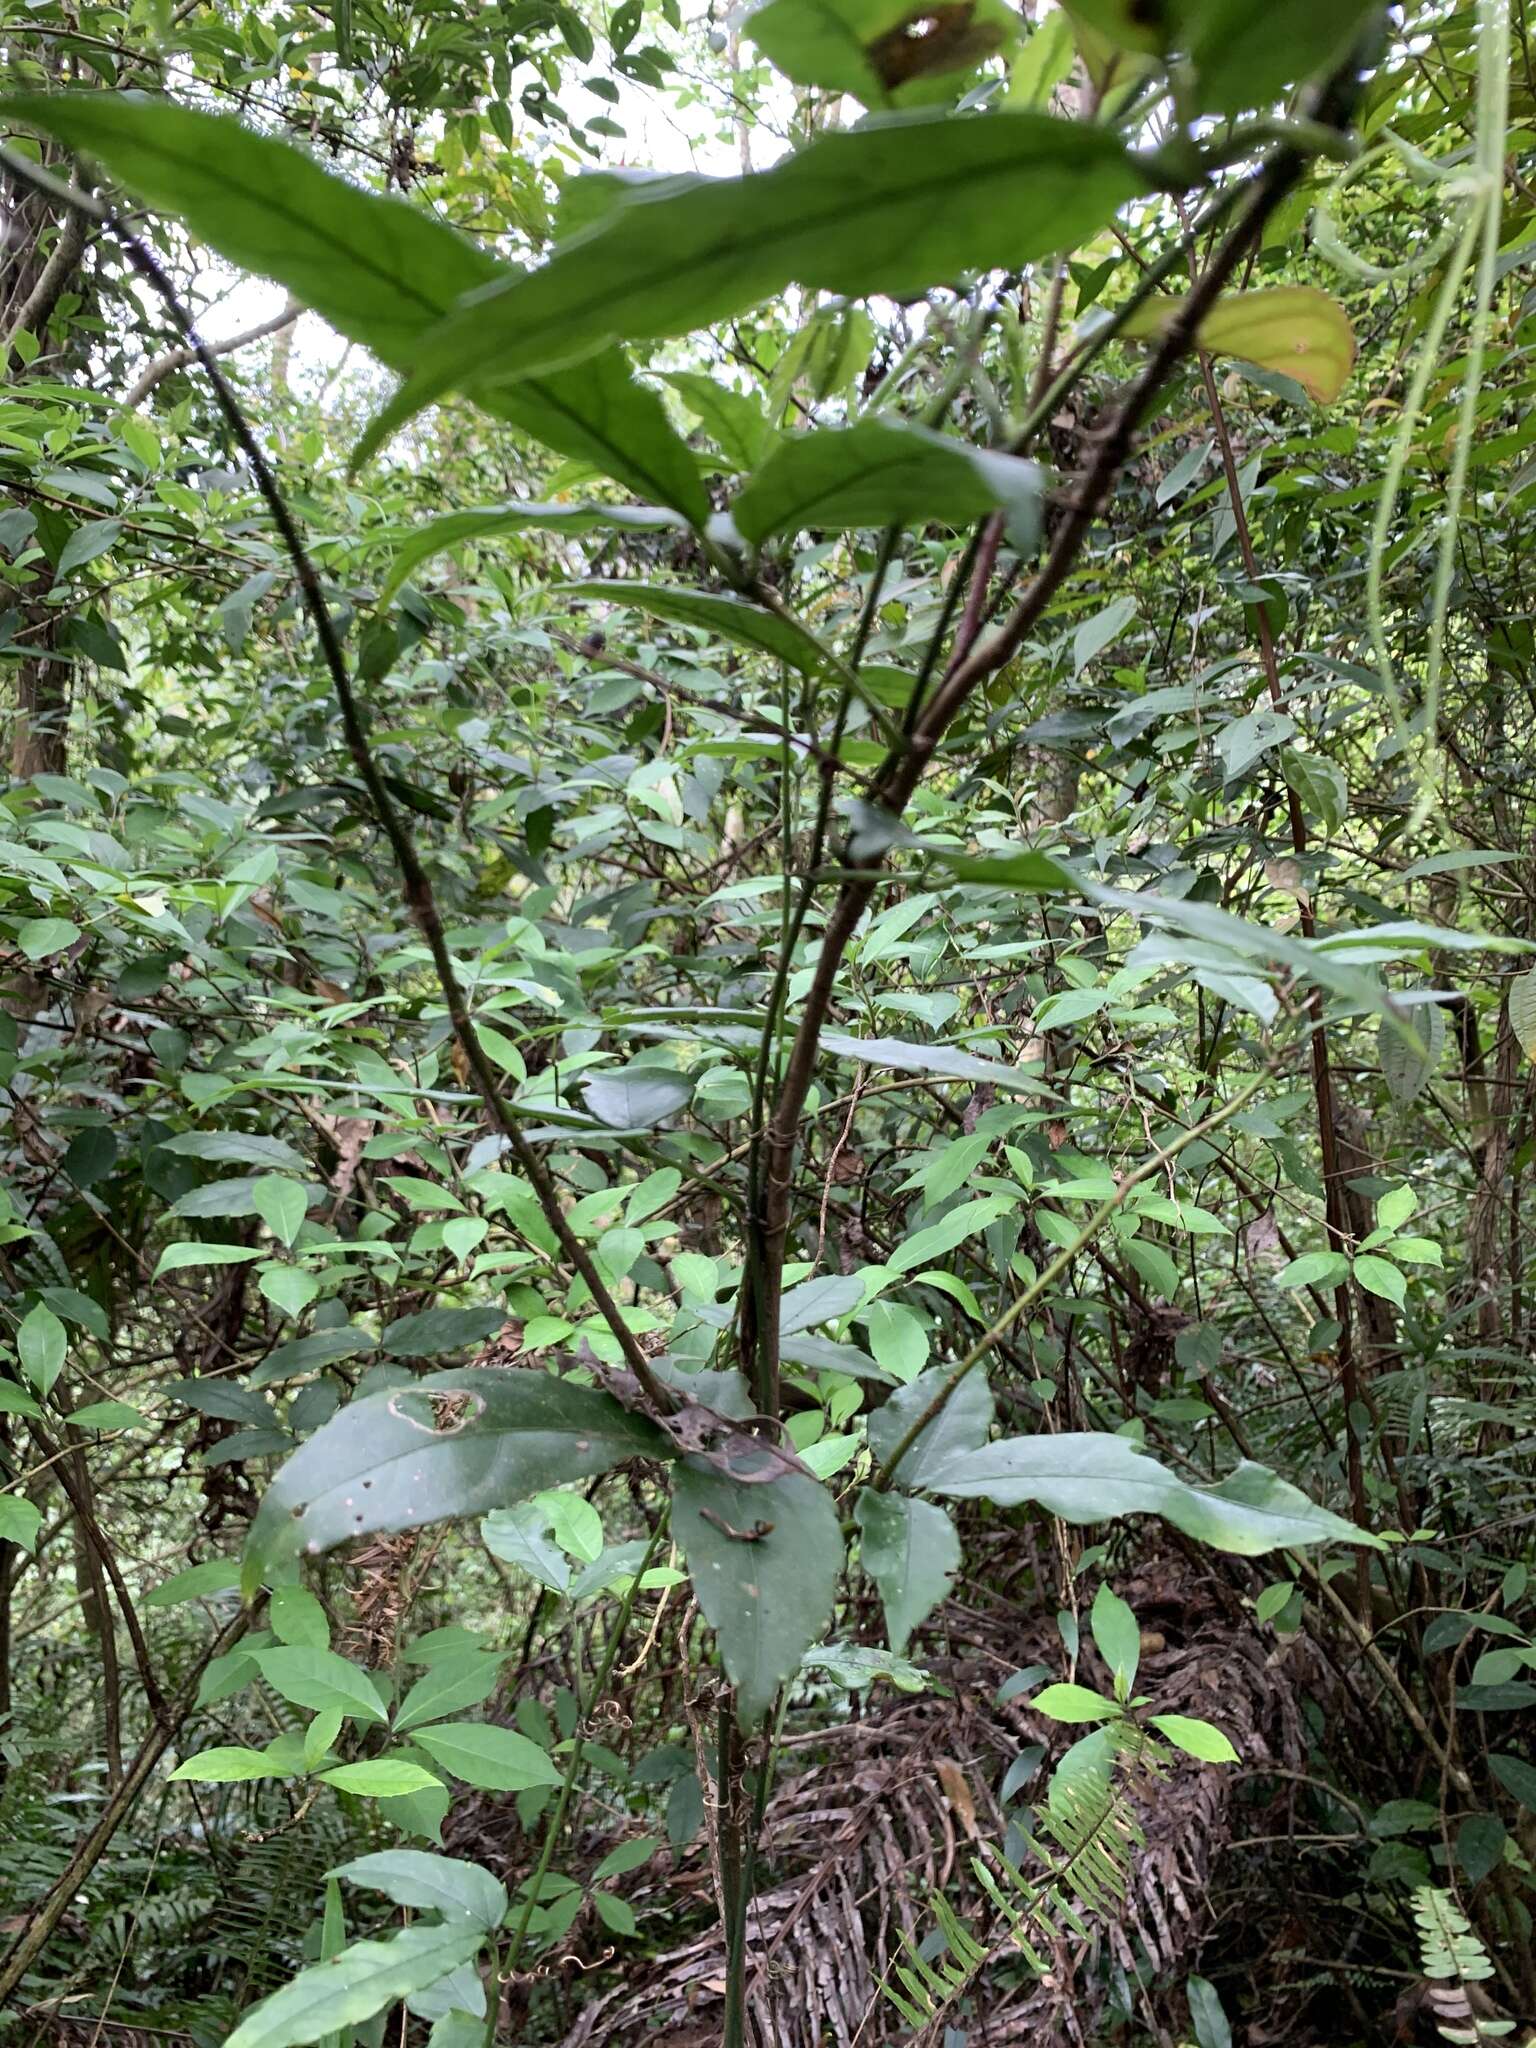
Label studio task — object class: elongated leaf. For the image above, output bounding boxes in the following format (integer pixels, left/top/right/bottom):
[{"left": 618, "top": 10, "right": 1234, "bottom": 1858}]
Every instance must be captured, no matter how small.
[
  {"left": 380, "top": 502, "right": 682, "bottom": 602},
  {"left": 355, "top": 111, "right": 1154, "bottom": 450},
  {"left": 320, "top": 1759, "right": 444, "bottom": 1797},
  {"left": 662, "top": 371, "right": 775, "bottom": 469},
  {"left": 1380, "top": 998, "right": 1446, "bottom": 1107},
  {"left": 244, "top": 1369, "right": 669, "bottom": 1590},
  {"left": 561, "top": 580, "right": 832, "bottom": 675},
  {"left": 730, "top": 419, "right": 1042, "bottom": 543},
  {"left": 1122, "top": 287, "right": 1355, "bottom": 405},
  {"left": 223, "top": 1923, "right": 485, "bottom": 2048},
  {"left": 394, "top": 1650, "right": 506, "bottom": 1732},
  {"left": 582, "top": 1066, "right": 695, "bottom": 1129},
  {"left": 253, "top": 1647, "right": 387, "bottom": 1723},
  {"left": 170, "top": 1745, "right": 281, "bottom": 1783},
  {"left": 855, "top": 1488, "right": 959, "bottom": 1654},
  {"left": 818, "top": 1031, "right": 1040, "bottom": 1088},
  {"left": 925, "top": 1435, "right": 1381, "bottom": 1553},
  {"left": 331, "top": 1851, "right": 506, "bottom": 1930},
  {"left": 411, "top": 1721, "right": 562, "bottom": 1791},
  {"left": 3, "top": 95, "right": 707, "bottom": 520},
  {"left": 672, "top": 1459, "right": 842, "bottom": 1725}
]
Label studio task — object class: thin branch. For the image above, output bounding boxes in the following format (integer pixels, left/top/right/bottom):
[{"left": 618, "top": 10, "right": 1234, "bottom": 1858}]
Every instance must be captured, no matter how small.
[{"left": 121, "top": 296, "right": 300, "bottom": 409}]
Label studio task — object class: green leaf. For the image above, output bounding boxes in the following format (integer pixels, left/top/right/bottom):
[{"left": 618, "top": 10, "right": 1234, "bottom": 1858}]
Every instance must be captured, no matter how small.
[
  {"left": 582, "top": 1065, "right": 695, "bottom": 1129},
  {"left": 69, "top": 1400, "right": 145, "bottom": 1430},
  {"left": 1187, "top": 1974, "right": 1233, "bottom": 2048},
  {"left": 17, "top": 917, "right": 78, "bottom": 962},
  {"left": 3, "top": 95, "right": 707, "bottom": 520},
  {"left": 222, "top": 1923, "right": 486, "bottom": 2048},
  {"left": 1073, "top": 594, "right": 1137, "bottom": 673},
  {"left": 57, "top": 518, "right": 123, "bottom": 576},
  {"left": 170, "top": 1745, "right": 283, "bottom": 1783},
  {"left": 1275, "top": 1250, "right": 1349, "bottom": 1290},
  {"left": 746, "top": 0, "right": 1018, "bottom": 106},
  {"left": 330, "top": 1850, "right": 507, "bottom": 1930},
  {"left": 253, "top": 1648, "right": 388, "bottom": 1723},
  {"left": 817, "top": 1032, "right": 1048, "bottom": 1087},
  {"left": 1214, "top": 709, "right": 1296, "bottom": 782},
  {"left": 355, "top": 111, "right": 1153, "bottom": 450},
  {"left": 246, "top": 1369, "right": 668, "bottom": 1589},
  {"left": 411, "top": 1721, "right": 562, "bottom": 1791},
  {"left": 855, "top": 1488, "right": 959, "bottom": 1654},
  {"left": 1150, "top": 1712, "right": 1239, "bottom": 1762},
  {"left": 1352, "top": 1254, "right": 1406, "bottom": 1306},
  {"left": 145, "top": 1558, "right": 241, "bottom": 1607},
  {"left": 163, "top": 1130, "right": 309, "bottom": 1170},
  {"left": 1282, "top": 749, "right": 1349, "bottom": 836},
  {"left": 926, "top": 1436, "right": 1381, "bottom": 1553},
  {"left": 0, "top": 1383, "right": 43, "bottom": 1419},
  {"left": 592, "top": 1835, "right": 662, "bottom": 1881},
  {"left": 270, "top": 1585, "right": 330, "bottom": 1649},
  {"left": 672, "top": 1460, "right": 842, "bottom": 1726},
  {"left": 561, "top": 581, "right": 833, "bottom": 677},
  {"left": 379, "top": 502, "right": 684, "bottom": 603},
  {"left": 0, "top": 1495, "right": 43, "bottom": 1551},
  {"left": 1180, "top": 0, "right": 1383, "bottom": 116},
  {"left": 320, "top": 1759, "right": 445, "bottom": 1797},
  {"left": 380, "top": 1306, "right": 505, "bottom": 1358},
  {"left": 888, "top": 1196, "right": 1013, "bottom": 1275},
  {"left": 1380, "top": 999, "right": 1446, "bottom": 1108},
  {"left": 253, "top": 1177, "right": 309, "bottom": 1249},
  {"left": 861, "top": 1299, "right": 929, "bottom": 1382},
  {"left": 1512, "top": 966, "right": 1536, "bottom": 1061},
  {"left": 1090, "top": 1583, "right": 1140, "bottom": 1691},
  {"left": 1122, "top": 287, "right": 1355, "bottom": 405},
  {"left": 779, "top": 1272, "right": 863, "bottom": 1336},
  {"left": 154, "top": 1242, "right": 268, "bottom": 1278},
  {"left": 868, "top": 1365, "right": 994, "bottom": 1489},
  {"left": 1375, "top": 1184, "right": 1416, "bottom": 1234},
  {"left": 394, "top": 1650, "right": 507, "bottom": 1733},
  {"left": 1031, "top": 1682, "right": 1120, "bottom": 1723},
  {"left": 662, "top": 371, "right": 774, "bottom": 469},
  {"left": 17, "top": 1303, "right": 66, "bottom": 1394},
  {"left": 1490, "top": 1752, "right": 1536, "bottom": 1812},
  {"left": 730, "top": 419, "right": 1042, "bottom": 544}
]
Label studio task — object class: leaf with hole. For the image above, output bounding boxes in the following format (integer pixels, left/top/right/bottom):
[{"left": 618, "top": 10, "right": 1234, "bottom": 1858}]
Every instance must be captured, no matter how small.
[{"left": 245, "top": 1369, "right": 668, "bottom": 1590}]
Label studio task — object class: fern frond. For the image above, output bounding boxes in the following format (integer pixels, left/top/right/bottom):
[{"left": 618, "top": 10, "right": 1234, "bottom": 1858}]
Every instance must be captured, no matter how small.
[
  {"left": 1411, "top": 1886, "right": 1511, "bottom": 2044},
  {"left": 878, "top": 1744, "right": 1148, "bottom": 2037}
]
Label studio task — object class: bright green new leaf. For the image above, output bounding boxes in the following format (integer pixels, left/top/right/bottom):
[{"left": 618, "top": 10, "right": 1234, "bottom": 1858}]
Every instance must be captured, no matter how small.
[
  {"left": 320, "top": 1759, "right": 445, "bottom": 1797},
  {"left": 252, "top": 1176, "right": 309, "bottom": 1249},
  {"left": 145, "top": 1559, "right": 241, "bottom": 1607},
  {"left": 1150, "top": 1712, "right": 1240, "bottom": 1763},
  {"left": 672, "top": 1459, "right": 842, "bottom": 1726},
  {"left": 17, "top": 917, "right": 79, "bottom": 962},
  {"left": 170, "top": 1745, "right": 283, "bottom": 1783},
  {"left": 1090, "top": 1582, "right": 1140, "bottom": 1691},
  {"left": 154, "top": 1243, "right": 267, "bottom": 1278},
  {"left": 270, "top": 1585, "right": 330, "bottom": 1649},
  {"left": 0, "top": 1496, "right": 43, "bottom": 1551},
  {"left": 1031, "top": 1682, "right": 1121, "bottom": 1723},
  {"left": 1121, "top": 287, "right": 1356, "bottom": 405},
  {"left": 1275, "top": 1251, "right": 1350, "bottom": 1290},
  {"left": 411, "top": 1721, "right": 563, "bottom": 1791}
]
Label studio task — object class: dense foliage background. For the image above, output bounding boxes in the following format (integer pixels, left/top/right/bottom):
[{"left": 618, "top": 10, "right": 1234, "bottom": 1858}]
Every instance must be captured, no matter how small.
[{"left": 1, "top": 3, "right": 1534, "bottom": 2043}]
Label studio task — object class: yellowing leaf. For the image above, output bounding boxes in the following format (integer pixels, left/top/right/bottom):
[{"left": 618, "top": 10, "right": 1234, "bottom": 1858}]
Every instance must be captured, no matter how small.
[{"left": 1122, "top": 286, "right": 1355, "bottom": 405}]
